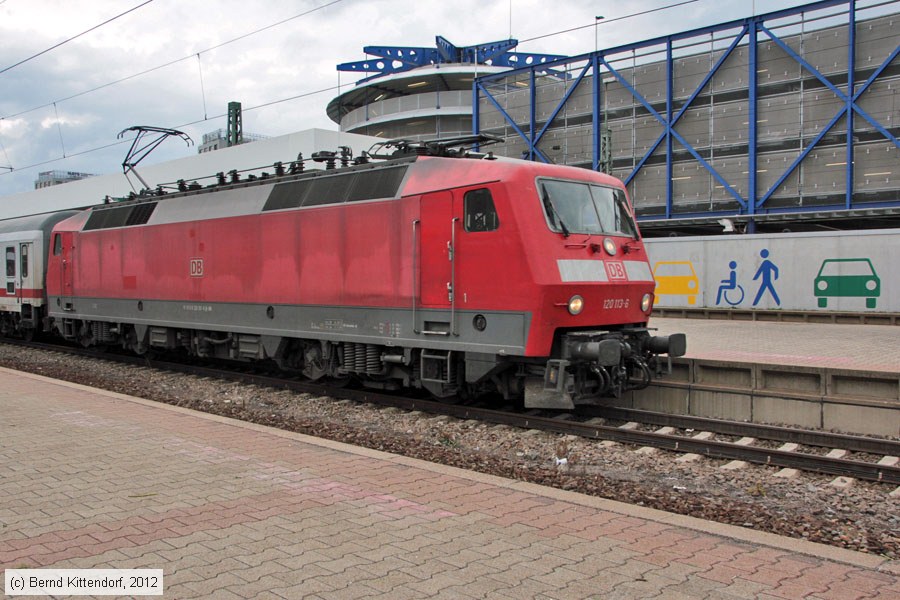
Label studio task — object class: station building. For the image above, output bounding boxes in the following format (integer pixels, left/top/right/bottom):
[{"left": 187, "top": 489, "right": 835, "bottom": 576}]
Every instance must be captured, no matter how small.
[{"left": 34, "top": 170, "right": 96, "bottom": 190}]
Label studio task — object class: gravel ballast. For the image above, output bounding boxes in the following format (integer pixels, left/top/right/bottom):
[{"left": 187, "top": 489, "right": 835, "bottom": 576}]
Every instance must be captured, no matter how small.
[{"left": 1, "top": 344, "right": 897, "bottom": 560}]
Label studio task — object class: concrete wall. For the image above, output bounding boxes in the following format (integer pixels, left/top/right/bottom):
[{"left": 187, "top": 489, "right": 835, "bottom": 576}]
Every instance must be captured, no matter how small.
[
  {"left": 0, "top": 129, "right": 381, "bottom": 221},
  {"left": 644, "top": 229, "right": 900, "bottom": 312},
  {"left": 623, "top": 358, "right": 900, "bottom": 437}
]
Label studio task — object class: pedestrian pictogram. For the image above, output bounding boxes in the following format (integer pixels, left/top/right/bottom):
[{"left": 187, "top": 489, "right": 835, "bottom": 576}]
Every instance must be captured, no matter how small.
[{"left": 752, "top": 249, "right": 780, "bottom": 306}]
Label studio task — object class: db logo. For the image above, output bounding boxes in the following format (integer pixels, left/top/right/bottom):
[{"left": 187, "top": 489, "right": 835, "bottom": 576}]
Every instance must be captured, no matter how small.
[
  {"left": 190, "top": 258, "right": 204, "bottom": 277},
  {"left": 605, "top": 261, "right": 627, "bottom": 281}
]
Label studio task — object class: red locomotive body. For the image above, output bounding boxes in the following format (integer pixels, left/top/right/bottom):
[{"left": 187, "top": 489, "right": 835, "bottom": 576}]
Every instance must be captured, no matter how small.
[{"left": 46, "top": 147, "right": 683, "bottom": 408}]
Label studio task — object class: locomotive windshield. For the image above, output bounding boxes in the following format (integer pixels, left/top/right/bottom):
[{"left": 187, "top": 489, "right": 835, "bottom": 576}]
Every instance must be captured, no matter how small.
[{"left": 539, "top": 179, "right": 637, "bottom": 238}]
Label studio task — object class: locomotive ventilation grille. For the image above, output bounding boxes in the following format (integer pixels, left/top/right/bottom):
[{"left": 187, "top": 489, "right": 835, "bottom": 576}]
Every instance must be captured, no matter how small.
[
  {"left": 83, "top": 202, "right": 157, "bottom": 230},
  {"left": 263, "top": 164, "right": 409, "bottom": 211}
]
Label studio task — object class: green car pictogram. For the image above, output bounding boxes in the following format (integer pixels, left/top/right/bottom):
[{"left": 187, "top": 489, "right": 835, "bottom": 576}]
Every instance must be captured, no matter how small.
[{"left": 814, "top": 258, "right": 880, "bottom": 309}]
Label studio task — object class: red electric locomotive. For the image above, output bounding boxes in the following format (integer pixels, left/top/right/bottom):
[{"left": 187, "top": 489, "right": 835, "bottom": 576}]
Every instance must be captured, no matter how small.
[{"left": 45, "top": 139, "right": 684, "bottom": 408}]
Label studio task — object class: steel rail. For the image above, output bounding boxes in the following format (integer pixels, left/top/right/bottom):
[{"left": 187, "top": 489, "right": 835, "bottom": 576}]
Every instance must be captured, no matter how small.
[
  {"left": 583, "top": 406, "right": 900, "bottom": 456},
  {"left": 5, "top": 339, "right": 899, "bottom": 484}
]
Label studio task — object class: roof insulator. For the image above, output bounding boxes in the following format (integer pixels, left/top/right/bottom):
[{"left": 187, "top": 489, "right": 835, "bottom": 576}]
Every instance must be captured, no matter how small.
[
  {"left": 312, "top": 150, "right": 337, "bottom": 170},
  {"left": 290, "top": 152, "right": 305, "bottom": 174}
]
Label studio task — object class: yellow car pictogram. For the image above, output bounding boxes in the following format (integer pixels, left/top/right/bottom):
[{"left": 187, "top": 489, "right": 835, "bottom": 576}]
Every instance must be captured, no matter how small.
[{"left": 652, "top": 261, "right": 699, "bottom": 305}]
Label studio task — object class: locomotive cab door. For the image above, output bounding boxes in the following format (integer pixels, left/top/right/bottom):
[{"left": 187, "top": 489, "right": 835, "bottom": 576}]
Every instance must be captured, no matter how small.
[
  {"left": 417, "top": 190, "right": 485, "bottom": 337},
  {"left": 55, "top": 232, "right": 75, "bottom": 310},
  {"left": 419, "top": 192, "right": 453, "bottom": 308},
  {"left": 416, "top": 191, "right": 459, "bottom": 336}
]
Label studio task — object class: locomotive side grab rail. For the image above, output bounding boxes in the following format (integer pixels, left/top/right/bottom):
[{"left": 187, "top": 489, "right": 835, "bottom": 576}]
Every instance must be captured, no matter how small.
[
  {"left": 412, "top": 218, "right": 420, "bottom": 335},
  {"left": 450, "top": 217, "right": 459, "bottom": 337}
]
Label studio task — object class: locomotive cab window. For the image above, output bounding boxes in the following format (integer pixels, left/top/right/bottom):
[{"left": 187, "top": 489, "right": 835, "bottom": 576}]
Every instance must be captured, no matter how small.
[
  {"left": 539, "top": 179, "right": 637, "bottom": 238},
  {"left": 464, "top": 188, "right": 499, "bottom": 232},
  {"left": 53, "top": 234, "right": 62, "bottom": 256}
]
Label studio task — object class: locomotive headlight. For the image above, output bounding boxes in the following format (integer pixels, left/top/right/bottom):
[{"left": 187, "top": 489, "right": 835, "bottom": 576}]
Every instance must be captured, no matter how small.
[
  {"left": 602, "top": 237, "right": 617, "bottom": 256},
  {"left": 568, "top": 295, "right": 584, "bottom": 315},
  {"left": 641, "top": 293, "right": 653, "bottom": 313}
]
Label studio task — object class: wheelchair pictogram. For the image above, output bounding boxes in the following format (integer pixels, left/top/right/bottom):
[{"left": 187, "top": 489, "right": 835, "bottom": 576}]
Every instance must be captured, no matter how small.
[
  {"left": 721, "top": 283, "right": 744, "bottom": 306},
  {"left": 716, "top": 260, "right": 744, "bottom": 306}
]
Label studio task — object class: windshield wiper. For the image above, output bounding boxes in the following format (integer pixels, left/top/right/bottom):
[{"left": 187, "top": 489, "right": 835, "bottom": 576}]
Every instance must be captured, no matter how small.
[{"left": 542, "top": 190, "right": 570, "bottom": 238}]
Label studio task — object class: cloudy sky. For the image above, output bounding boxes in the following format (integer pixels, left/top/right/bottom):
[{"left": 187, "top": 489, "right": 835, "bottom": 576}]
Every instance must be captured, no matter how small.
[{"left": 0, "top": 0, "right": 822, "bottom": 196}]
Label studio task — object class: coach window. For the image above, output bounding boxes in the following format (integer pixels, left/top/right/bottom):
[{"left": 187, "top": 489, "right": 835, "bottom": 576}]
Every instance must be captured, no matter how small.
[
  {"left": 5, "top": 247, "right": 14, "bottom": 277},
  {"left": 20, "top": 245, "right": 28, "bottom": 278},
  {"left": 464, "top": 188, "right": 499, "bottom": 233}
]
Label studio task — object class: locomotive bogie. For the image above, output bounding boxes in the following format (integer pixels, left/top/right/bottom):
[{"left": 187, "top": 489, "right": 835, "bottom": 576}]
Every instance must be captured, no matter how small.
[{"left": 47, "top": 303, "right": 526, "bottom": 398}]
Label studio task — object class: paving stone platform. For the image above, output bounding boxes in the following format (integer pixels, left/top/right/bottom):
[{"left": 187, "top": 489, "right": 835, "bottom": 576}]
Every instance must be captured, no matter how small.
[
  {"left": 651, "top": 317, "right": 900, "bottom": 373},
  {"left": 2, "top": 368, "right": 898, "bottom": 599}
]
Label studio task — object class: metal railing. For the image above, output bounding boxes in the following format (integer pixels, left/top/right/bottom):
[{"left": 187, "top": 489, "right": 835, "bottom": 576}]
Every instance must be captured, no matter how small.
[{"left": 341, "top": 91, "right": 473, "bottom": 130}]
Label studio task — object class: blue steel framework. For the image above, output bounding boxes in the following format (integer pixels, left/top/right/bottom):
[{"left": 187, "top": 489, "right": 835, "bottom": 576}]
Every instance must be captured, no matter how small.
[
  {"left": 338, "top": 36, "right": 566, "bottom": 84},
  {"left": 473, "top": 0, "right": 900, "bottom": 227}
]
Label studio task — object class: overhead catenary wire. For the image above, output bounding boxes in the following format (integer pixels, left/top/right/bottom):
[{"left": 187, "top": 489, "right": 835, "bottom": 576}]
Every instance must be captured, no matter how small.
[
  {"left": 0, "top": 82, "right": 345, "bottom": 177},
  {"left": 196, "top": 54, "right": 208, "bottom": 121},
  {"left": 0, "top": 0, "right": 155, "bottom": 76},
  {"left": 0, "top": 137, "right": 134, "bottom": 174},
  {"left": 1, "top": 0, "right": 696, "bottom": 125},
  {"left": 0, "top": 0, "right": 712, "bottom": 182},
  {"left": 2, "top": 0, "right": 697, "bottom": 123},
  {"left": 518, "top": 0, "right": 701, "bottom": 46},
  {"left": 0, "top": 0, "right": 345, "bottom": 122},
  {"left": 52, "top": 103, "right": 66, "bottom": 158},
  {"left": 0, "top": 0, "right": 347, "bottom": 182},
  {"left": 0, "top": 136, "right": 12, "bottom": 171}
]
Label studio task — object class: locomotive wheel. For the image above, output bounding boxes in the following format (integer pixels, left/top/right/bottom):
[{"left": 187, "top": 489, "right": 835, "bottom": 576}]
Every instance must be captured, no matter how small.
[{"left": 327, "top": 375, "right": 351, "bottom": 388}]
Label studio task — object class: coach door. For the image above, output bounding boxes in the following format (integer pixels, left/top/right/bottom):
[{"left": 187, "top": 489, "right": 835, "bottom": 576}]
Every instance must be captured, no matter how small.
[
  {"left": 17, "top": 242, "right": 32, "bottom": 305},
  {"left": 4, "top": 245, "right": 15, "bottom": 298}
]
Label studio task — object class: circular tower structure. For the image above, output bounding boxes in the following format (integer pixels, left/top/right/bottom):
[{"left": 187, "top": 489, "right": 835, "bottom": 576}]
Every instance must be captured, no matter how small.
[{"left": 327, "top": 36, "right": 565, "bottom": 141}]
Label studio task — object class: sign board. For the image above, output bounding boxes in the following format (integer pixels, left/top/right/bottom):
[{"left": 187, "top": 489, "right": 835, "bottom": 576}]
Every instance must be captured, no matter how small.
[{"left": 645, "top": 229, "right": 899, "bottom": 313}]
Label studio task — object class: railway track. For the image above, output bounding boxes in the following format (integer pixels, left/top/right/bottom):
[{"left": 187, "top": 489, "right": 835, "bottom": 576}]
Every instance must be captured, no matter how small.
[{"left": 7, "top": 339, "right": 900, "bottom": 486}]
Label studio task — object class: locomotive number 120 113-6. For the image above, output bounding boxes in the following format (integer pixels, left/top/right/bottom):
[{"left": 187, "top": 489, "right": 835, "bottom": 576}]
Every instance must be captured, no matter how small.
[{"left": 602, "top": 298, "right": 630, "bottom": 309}]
